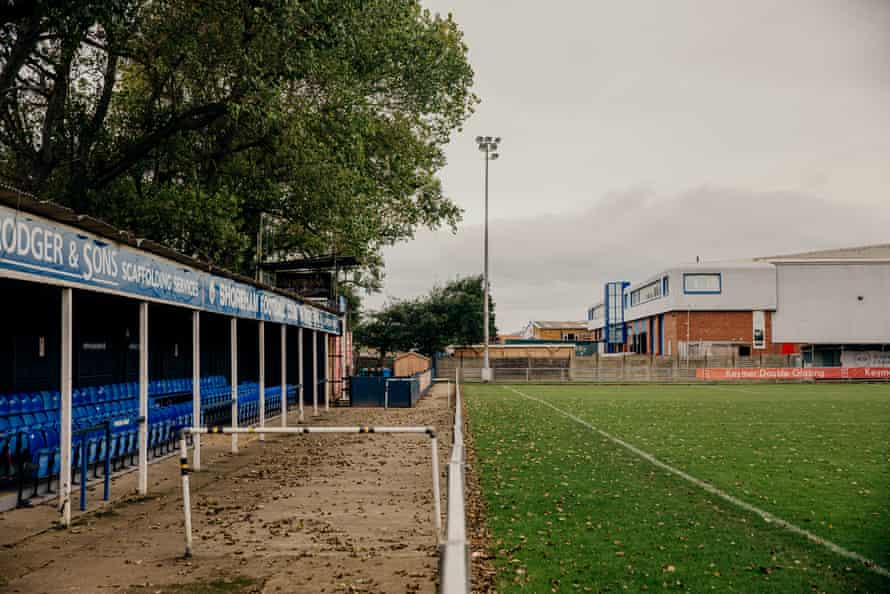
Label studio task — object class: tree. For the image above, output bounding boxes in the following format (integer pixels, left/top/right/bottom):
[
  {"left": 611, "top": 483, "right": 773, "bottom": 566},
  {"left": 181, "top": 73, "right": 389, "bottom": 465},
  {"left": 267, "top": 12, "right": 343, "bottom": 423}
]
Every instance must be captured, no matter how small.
[
  {"left": 354, "top": 275, "right": 496, "bottom": 359},
  {"left": 1, "top": 0, "right": 477, "bottom": 284}
]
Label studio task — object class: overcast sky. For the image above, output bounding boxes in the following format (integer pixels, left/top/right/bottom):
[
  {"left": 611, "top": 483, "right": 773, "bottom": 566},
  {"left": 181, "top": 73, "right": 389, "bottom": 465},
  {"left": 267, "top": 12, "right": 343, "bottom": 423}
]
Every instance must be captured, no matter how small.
[{"left": 367, "top": 0, "right": 890, "bottom": 333}]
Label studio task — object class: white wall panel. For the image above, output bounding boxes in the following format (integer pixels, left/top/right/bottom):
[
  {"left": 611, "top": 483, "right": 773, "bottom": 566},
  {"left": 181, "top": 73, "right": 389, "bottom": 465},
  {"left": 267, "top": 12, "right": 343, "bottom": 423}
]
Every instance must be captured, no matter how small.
[{"left": 773, "top": 263, "right": 890, "bottom": 343}]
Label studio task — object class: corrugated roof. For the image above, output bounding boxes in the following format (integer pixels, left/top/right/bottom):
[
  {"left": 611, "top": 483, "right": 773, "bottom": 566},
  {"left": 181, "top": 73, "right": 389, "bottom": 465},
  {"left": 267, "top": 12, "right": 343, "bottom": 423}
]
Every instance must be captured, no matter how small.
[
  {"left": 533, "top": 320, "right": 590, "bottom": 329},
  {"left": 760, "top": 244, "right": 890, "bottom": 261}
]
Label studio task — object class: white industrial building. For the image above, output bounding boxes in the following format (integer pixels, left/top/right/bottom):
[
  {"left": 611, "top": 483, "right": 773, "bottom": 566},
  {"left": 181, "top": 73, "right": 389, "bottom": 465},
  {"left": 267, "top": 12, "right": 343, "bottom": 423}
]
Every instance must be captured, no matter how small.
[
  {"left": 586, "top": 244, "right": 890, "bottom": 366},
  {"left": 767, "top": 244, "right": 890, "bottom": 366}
]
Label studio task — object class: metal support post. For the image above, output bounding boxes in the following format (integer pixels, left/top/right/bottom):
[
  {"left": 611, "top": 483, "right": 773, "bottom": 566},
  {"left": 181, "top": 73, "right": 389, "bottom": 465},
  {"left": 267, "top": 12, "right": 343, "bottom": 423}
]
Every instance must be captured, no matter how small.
[
  {"left": 59, "top": 288, "right": 73, "bottom": 526},
  {"left": 138, "top": 301, "right": 149, "bottom": 495},
  {"left": 258, "top": 320, "right": 265, "bottom": 441},
  {"left": 324, "top": 334, "right": 329, "bottom": 410},
  {"left": 281, "top": 325, "right": 287, "bottom": 427},
  {"left": 230, "top": 318, "right": 238, "bottom": 453},
  {"left": 192, "top": 311, "right": 201, "bottom": 470},
  {"left": 312, "top": 329, "right": 318, "bottom": 416},
  {"left": 298, "top": 327, "right": 304, "bottom": 422}
]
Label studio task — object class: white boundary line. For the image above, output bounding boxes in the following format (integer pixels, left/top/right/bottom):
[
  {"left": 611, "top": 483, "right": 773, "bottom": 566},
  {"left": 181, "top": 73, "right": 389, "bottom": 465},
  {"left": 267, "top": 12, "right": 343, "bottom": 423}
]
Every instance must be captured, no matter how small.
[{"left": 503, "top": 386, "right": 890, "bottom": 579}]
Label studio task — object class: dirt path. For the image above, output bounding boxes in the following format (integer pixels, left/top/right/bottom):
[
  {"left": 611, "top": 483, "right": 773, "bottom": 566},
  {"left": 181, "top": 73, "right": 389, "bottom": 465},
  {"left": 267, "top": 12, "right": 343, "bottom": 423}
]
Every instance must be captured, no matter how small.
[{"left": 0, "top": 385, "right": 454, "bottom": 594}]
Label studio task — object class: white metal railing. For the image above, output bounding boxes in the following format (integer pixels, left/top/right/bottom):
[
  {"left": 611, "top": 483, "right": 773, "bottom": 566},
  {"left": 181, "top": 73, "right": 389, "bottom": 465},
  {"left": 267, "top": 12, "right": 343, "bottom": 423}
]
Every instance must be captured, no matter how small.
[
  {"left": 177, "top": 425, "right": 441, "bottom": 558},
  {"left": 439, "top": 371, "right": 469, "bottom": 593}
]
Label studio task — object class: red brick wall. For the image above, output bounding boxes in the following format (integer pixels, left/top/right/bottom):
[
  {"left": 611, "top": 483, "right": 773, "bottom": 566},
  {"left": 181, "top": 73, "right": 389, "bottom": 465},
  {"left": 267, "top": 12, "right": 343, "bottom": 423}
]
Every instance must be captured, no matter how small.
[{"left": 660, "top": 310, "right": 793, "bottom": 355}]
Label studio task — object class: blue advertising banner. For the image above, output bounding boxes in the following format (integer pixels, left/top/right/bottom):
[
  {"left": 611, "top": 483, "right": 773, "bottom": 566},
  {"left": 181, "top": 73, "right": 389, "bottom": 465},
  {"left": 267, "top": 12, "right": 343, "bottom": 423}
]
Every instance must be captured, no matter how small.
[{"left": 0, "top": 205, "right": 339, "bottom": 333}]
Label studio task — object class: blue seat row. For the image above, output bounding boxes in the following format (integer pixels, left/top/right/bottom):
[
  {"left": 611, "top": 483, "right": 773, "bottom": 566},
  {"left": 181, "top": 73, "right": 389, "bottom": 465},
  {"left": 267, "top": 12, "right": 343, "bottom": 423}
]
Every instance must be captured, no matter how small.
[
  {"left": 0, "top": 375, "right": 230, "bottom": 418},
  {"left": 1, "top": 376, "right": 298, "bottom": 503}
]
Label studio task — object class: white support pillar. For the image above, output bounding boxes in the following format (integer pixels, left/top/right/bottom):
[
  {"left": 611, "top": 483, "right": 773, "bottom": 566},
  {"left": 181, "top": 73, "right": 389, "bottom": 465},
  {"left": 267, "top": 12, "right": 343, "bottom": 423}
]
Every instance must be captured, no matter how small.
[
  {"left": 323, "top": 333, "right": 329, "bottom": 411},
  {"left": 230, "top": 317, "right": 238, "bottom": 453},
  {"left": 280, "top": 324, "right": 287, "bottom": 427},
  {"left": 340, "top": 315, "right": 348, "bottom": 400},
  {"left": 298, "top": 327, "right": 305, "bottom": 422},
  {"left": 258, "top": 320, "right": 265, "bottom": 442},
  {"left": 59, "top": 288, "right": 73, "bottom": 527},
  {"left": 312, "top": 329, "right": 318, "bottom": 416},
  {"left": 138, "top": 301, "right": 149, "bottom": 495},
  {"left": 192, "top": 311, "right": 201, "bottom": 471}
]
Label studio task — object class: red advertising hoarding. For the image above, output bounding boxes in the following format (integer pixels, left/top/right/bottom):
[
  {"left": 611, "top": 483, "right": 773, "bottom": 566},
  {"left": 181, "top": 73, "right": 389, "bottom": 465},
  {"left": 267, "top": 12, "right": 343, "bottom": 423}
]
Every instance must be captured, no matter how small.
[{"left": 695, "top": 367, "right": 890, "bottom": 381}]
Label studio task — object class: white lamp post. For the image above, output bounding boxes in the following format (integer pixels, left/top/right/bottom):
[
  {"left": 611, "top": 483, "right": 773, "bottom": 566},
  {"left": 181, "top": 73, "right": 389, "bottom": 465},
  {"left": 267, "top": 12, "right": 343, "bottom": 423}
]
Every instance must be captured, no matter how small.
[{"left": 475, "top": 135, "right": 501, "bottom": 382}]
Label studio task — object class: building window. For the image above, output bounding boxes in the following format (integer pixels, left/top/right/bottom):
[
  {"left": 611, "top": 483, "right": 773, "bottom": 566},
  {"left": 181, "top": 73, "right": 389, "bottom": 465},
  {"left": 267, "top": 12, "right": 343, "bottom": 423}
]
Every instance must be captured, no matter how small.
[
  {"left": 663, "top": 276, "right": 669, "bottom": 296},
  {"left": 753, "top": 310, "right": 766, "bottom": 349},
  {"left": 683, "top": 273, "right": 721, "bottom": 294},
  {"left": 564, "top": 333, "right": 576, "bottom": 341},
  {"left": 629, "top": 280, "right": 662, "bottom": 307}
]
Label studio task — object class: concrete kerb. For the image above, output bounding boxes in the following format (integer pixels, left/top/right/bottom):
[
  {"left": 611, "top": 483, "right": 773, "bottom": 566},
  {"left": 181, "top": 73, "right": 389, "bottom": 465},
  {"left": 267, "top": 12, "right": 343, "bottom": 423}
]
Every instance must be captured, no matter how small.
[{"left": 439, "top": 372, "right": 469, "bottom": 594}]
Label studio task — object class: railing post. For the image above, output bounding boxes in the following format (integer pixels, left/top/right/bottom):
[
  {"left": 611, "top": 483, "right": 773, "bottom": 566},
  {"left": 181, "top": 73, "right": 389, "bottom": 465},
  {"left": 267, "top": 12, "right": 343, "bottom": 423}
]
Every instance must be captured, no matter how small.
[
  {"left": 431, "top": 433, "right": 442, "bottom": 537},
  {"left": 180, "top": 431, "right": 193, "bottom": 558},
  {"left": 103, "top": 422, "right": 111, "bottom": 501},
  {"left": 79, "top": 439, "right": 88, "bottom": 511}
]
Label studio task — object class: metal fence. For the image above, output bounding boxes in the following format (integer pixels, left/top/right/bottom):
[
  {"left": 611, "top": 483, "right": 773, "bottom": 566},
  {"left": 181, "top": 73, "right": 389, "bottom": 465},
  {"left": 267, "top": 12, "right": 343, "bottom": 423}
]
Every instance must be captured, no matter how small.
[
  {"left": 447, "top": 367, "right": 890, "bottom": 383},
  {"left": 453, "top": 367, "right": 700, "bottom": 383}
]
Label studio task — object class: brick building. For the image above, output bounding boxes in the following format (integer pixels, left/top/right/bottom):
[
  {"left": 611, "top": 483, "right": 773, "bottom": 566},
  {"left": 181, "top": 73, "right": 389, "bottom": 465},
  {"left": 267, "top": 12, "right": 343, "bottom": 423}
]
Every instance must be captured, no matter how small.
[
  {"left": 586, "top": 245, "right": 890, "bottom": 363},
  {"left": 587, "top": 260, "right": 790, "bottom": 357},
  {"left": 520, "top": 320, "right": 594, "bottom": 342}
]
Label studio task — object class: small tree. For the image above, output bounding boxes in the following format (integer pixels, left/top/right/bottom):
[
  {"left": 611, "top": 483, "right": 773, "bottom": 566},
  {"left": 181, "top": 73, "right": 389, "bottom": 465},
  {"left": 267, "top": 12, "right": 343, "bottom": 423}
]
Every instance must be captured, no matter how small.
[{"left": 354, "top": 275, "right": 496, "bottom": 360}]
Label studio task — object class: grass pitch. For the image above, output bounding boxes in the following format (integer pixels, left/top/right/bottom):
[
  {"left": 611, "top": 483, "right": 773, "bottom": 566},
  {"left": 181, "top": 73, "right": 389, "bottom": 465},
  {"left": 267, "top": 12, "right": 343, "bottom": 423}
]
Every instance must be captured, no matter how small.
[{"left": 465, "top": 383, "right": 890, "bottom": 593}]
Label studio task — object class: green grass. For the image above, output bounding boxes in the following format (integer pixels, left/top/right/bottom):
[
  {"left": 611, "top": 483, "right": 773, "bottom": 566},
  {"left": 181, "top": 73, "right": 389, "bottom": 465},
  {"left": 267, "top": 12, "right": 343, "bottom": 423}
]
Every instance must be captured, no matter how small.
[{"left": 465, "top": 383, "right": 890, "bottom": 593}]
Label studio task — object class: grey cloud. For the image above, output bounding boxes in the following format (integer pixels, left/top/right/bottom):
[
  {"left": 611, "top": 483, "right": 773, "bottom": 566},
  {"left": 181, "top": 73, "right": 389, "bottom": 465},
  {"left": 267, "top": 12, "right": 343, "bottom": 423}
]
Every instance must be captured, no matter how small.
[{"left": 369, "top": 186, "right": 890, "bottom": 332}]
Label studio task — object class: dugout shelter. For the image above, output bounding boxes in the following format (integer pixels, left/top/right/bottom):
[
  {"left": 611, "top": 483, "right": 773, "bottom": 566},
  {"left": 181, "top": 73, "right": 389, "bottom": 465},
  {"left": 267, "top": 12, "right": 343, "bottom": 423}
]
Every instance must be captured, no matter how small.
[{"left": 0, "top": 189, "right": 342, "bottom": 525}]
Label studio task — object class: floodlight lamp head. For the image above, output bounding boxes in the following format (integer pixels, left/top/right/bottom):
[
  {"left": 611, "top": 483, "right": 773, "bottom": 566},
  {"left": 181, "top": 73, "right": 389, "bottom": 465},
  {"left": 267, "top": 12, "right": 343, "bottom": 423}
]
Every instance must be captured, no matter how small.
[
  {"left": 491, "top": 152, "right": 499, "bottom": 160},
  {"left": 495, "top": 137, "right": 502, "bottom": 143},
  {"left": 475, "top": 136, "right": 483, "bottom": 143},
  {"left": 484, "top": 136, "right": 492, "bottom": 142}
]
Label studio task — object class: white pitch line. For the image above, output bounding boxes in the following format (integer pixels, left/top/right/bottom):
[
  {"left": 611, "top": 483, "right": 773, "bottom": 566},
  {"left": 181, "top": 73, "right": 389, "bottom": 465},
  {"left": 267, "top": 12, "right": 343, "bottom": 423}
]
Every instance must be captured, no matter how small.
[{"left": 503, "top": 386, "right": 890, "bottom": 579}]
